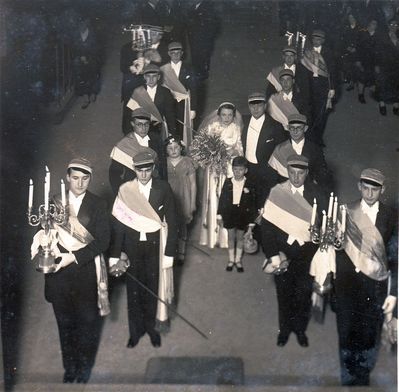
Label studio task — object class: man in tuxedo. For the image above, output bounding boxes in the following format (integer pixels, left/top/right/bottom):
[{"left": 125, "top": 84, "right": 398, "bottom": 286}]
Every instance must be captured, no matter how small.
[
  {"left": 42, "top": 158, "right": 110, "bottom": 383},
  {"left": 268, "top": 113, "right": 332, "bottom": 190},
  {"left": 301, "top": 29, "right": 336, "bottom": 146},
  {"left": 109, "top": 149, "right": 177, "bottom": 349},
  {"left": 109, "top": 108, "right": 166, "bottom": 195},
  {"left": 267, "top": 68, "right": 311, "bottom": 128},
  {"left": 128, "top": 63, "right": 177, "bottom": 137},
  {"left": 333, "top": 168, "right": 397, "bottom": 386},
  {"left": 161, "top": 41, "right": 198, "bottom": 141},
  {"left": 242, "top": 91, "right": 287, "bottom": 207},
  {"left": 261, "top": 154, "right": 326, "bottom": 348}
]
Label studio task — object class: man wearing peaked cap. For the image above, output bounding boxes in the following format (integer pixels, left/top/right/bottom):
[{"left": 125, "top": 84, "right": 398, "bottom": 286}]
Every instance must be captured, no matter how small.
[
  {"left": 268, "top": 113, "right": 332, "bottom": 190},
  {"left": 41, "top": 158, "right": 110, "bottom": 383},
  {"left": 266, "top": 45, "right": 310, "bottom": 100},
  {"left": 333, "top": 168, "right": 397, "bottom": 386},
  {"left": 261, "top": 153, "right": 327, "bottom": 348},
  {"left": 109, "top": 147, "right": 177, "bottom": 349},
  {"left": 109, "top": 108, "right": 166, "bottom": 195},
  {"left": 161, "top": 40, "right": 198, "bottom": 141}
]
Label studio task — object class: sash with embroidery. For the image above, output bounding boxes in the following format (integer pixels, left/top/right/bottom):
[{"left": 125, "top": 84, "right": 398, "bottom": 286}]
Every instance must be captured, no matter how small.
[
  {"left": 301, "top": 49, "right": 329, "bottom": 78},
  {"left": 267, "top": 92, "right": 299, "bottom": 128},
  {"left": 112, "top": 180, "right": 173, "bottom": 327},
  {"left": 266, "top": 66, "right": 283, "bottom": 92},
  {"left": 344, "top": 203, "right": 389, "bottom": 281},
  {"left": 127, "top": 86, "right": 163, "bottom": 124},
  {"left": 263, "top": 181, "right": 312, "bottom": 243},
  {"left": 268, "top": 140, "right": 296, "bottom": 178},
  {"left": 160, "top": 63, "right": 193, "bottom": 147},
  {"left": 110, "top": 132, "right": 158, "bottom": 170}
]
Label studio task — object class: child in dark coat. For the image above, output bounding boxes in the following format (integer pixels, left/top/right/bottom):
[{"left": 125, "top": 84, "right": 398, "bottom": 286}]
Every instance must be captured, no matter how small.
[{"left": 217, "top": 156, "right": 257, "bottom": 272}]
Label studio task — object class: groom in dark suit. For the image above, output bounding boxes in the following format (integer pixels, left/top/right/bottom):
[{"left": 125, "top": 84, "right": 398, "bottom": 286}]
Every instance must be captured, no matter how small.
[{"left": 43, "top": 158, "right": 110, "bottom": 383}]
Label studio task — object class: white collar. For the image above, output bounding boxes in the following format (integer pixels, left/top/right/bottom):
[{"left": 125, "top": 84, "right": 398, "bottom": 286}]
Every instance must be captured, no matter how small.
[
  {"left": 313, "top": 46, "right": 322, "bottom": 53},
  {"left": 134, "top": 132, "right": 150, "bottom": 146},
  {"left": 147, "top": 85, "right": 157, "bottom": 92},
  {"left": 283, "top": 91, "right": 293, "bottom": 100},
  {"left": 284, "top": 64, "right": 296, "bottom": 72},
  {"left": 291, "top": 138, "right": 305, "bottom": 153},
  {"left": 138, "top": 178, "right": 152, "bottom": 192},
  {"left": 250, "top": 114, "right": 265, "bottom": 126},
  {"left": 290, "top": 184, "right": 304, "bottom": 196},
  {"left": 361, "top": 199, "right": 379, "bottom": 214},
  {"left": 69, "top": 190, "right": 85, "bottom": 202},
  {"left": 231, "top": 177, "right": 245, "bottom": 185}
]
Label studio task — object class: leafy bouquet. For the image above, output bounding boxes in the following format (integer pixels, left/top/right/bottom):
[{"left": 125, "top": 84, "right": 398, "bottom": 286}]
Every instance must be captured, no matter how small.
[{"left": 189, "top": 129, "right": 232, "bottom": 176}]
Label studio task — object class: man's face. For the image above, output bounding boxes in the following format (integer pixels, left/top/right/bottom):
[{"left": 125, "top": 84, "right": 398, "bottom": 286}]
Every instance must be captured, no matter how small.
[
  {"left": 144, "top": 72, "right": 160, "bottom": 88},
  {"left": 280, "top": 75, "right": 294, "bottom": 93},
  {"left": 358, "top": 181, "right": 384, "bottom": 206},
  {"left": 312, "top": 36, "right": 324, "bottom": 47},
  {"left": 288, "top": 123, "right": 307, "bottom": 143},
  {"left": 288, "top": 166, "right": 308, "bottom": 188},
  {"left": 283, "top": 52, "right": 296, "bottom": 66},
  {"left": 168, "top": 49, "right": 183, "bottom": 63},
  {"left": 249, "top": 101, "right": 266, "bottom": 119},
  {"left": 132, "top": 118, "right": 150, "bottom": 138},
  {"left": 135, "top": 166, "right": 154, "bottom": 185},
  {"left": 66, "top": 169, "right": 91, "bottom": 197}
]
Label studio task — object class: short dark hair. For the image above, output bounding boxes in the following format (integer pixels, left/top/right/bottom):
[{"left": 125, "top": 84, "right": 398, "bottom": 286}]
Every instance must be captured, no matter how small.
[
  {"left": 67, "top": 167, "right": 91, "bottom": 176},
  {"left": 232, "top": 156, "right": 248, "bottom": 168}
]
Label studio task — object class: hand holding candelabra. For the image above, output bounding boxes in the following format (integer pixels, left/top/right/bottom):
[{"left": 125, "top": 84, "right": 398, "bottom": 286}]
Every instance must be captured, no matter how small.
[
  {"left": 309, "top": 192, "right": 346, "bottom": 252},
  {"left": 27, "top": 167, "right": 68, "bottom": 273}
]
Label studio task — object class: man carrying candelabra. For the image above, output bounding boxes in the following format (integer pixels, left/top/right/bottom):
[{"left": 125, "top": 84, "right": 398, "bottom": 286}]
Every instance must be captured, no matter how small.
[
  {"left": 261, "top": 154, "right": 327, "bottom": 348},
  {"left": 333, "top": 168, "right": 397, "bottom": 386},
  {"left": 30, "top": 158, "right": 110, "bottom": 383}
]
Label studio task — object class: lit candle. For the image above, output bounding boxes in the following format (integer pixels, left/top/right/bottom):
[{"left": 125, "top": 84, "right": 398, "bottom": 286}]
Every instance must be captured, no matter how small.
[
  {"left": 45, "top": 166, "right": 50, "bottom": 193},
  {"left": 332, "top": 197, "right": 338, "bottom": 223},
  {"left": 44, "top": 181, "right": 49, "bottom": 211},
  {"left": 61, "top": 179, "right": 66, "bottom": 206},
  {"left": 311, "top": 198, "right": 317, "bottom": 226},
  {"left": 341, "top": 206, "right": 346, "bottom": 233},
  {"left": 296, "top": 31, "right": 300, "bottom": 46},
  {"left": 28, "top": 179, "right": 34, "bottom": 208},
  {"left": 301, "top": 34, "right": 306, "bottom": 49},
  {"left": 321, "top": 210, "right": 327, "bottom": 233},
  {"left": 327, "top": 192, "right": 334, "bottom": 218}
]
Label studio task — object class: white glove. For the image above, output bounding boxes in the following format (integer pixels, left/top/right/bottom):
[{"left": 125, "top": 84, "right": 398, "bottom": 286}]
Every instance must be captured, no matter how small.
[
  {"left": 130, "top": 57, "right": 145, "bottom": 75},
  {"left": 327, "top": 89, "right": 335, "bottom": 99},
  {"left": 190, "top": 110, "right": 196, "bottom": 120},
  {"left": 382, "top": 295, "right": 397, "bottom": 321},
  {"left": 55, "top": 253, "right": 76, "bottom": 272}
]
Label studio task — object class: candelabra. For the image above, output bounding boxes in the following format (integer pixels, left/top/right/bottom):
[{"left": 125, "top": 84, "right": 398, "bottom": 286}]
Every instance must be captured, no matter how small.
[
  {"left": 27, "top": 203, "right": 67, "bottom": 273},
  {"left": 123, "top": 24, "right": 163, "bottom": 52},
  {"left": 309, "top": 217, "right": 345, "bottom": 252}
]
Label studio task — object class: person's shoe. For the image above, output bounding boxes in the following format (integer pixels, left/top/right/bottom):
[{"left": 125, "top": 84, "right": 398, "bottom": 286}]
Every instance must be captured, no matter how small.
[
  {"left": 81, "top": 100, "right": 90, "bottom": 109},
  {"left": 149, "top": 332, "right": 161, "bottom": 347},
  {"left": 296, "top": 332, "right": 309, "bottom": 347},
  {"left": 226, "top": 262, "right": 234, "bottom": 271},
  {"left": 277, "top": 332, "right": 289, "bottom": 347},
  {"left": 63, "top": 368, "right": 77, "bottom": 383},
  {"left": 358, "top": 94, "right": 366, "bottom": 104},
  {"left": 126, "top": 337, "right": 140, "bottom": 348},
  {"left": 235, "top": 262, "right": 244, "bottom": 273},
  {"left": 76, "top": 367, "right": 92, "bottom": 383},
  {"left": 379, "top": 105, "right": 387, "bottom": 116},
  {"left": 393, "top": 107, "right": 399, "bottom": 115}
]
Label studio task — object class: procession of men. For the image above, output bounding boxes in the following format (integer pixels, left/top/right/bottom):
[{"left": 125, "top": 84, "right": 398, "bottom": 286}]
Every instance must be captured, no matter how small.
[{"left": 2, "top": 0, "right": 398, "bottom": 389}]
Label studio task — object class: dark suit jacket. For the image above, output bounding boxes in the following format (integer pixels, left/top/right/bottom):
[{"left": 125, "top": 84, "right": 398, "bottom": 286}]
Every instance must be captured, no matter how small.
[
  {"left": 110, "top": 178, "right": 178, "bottom": 258},
  {"left": 261, "top": 180, "right": 327, "bottom": 261},
  {"left": 109, "top": 130, "right": 167, "bottom": 195},
  {"left": 45, "top": 191, "right": 110, "bottom": 303},
  {"left": 242, "top": 113, "right": 287, "bottom": 169},
  {"left": 151, "top": 84, "right": 177, "bottom": 134},
  {"left": 177, "top": 61, "right": 198, "bottom": 111}
]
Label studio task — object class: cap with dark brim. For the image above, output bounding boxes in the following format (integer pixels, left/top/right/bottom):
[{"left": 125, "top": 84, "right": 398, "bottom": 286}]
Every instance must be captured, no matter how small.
[
  {"left": 282, "top": 46, "right": 297, "bottom": 54},
  {"left": 279, "top": 68, "right": 294, "bottom": 79},
  {"left": 168, "top": 41, "right": 183, "bottom": 51},
  {"left": 143, "top": 63, "right": 160, "bottom": 74},
  {"left": 131, "top": 108, "right": 151, "bottom": 121},
  {"left": 288, "top": 113, "right": 307, "bottom": 125},
  {"left": 287, "top": 154, "right": 309, "bottom": 168},
  {"left": 312, "top": 29, "right": 325, "bottom": 38},
  {"left": 248, "top": 92, "right": 266, "bottom": 103},
  {"left": 68, "top": 157, "right": 93, "bottom": 174},
  {"left": 360, "top": 168, "right": 385, "bottom": 186},
  {"left": 132, "top": 148, "right": 156, "bottom": 168}
]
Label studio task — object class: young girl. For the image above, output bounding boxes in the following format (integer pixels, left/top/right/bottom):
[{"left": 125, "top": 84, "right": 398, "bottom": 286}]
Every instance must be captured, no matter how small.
[
  {"left": 165, "top": 136, "right": 197, "bottom": 264},
  {"left": 217, "top": 156, "right": 257, "bottom": 272}
]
